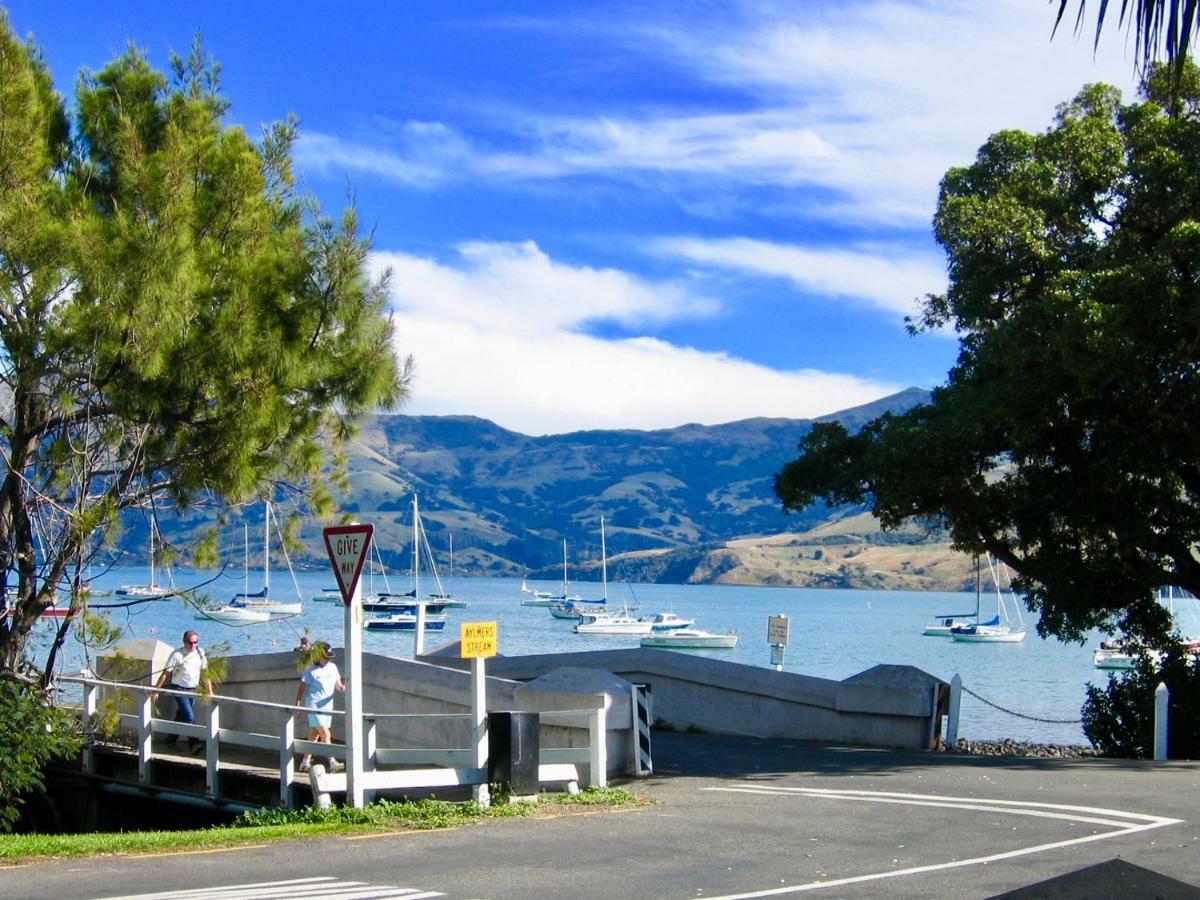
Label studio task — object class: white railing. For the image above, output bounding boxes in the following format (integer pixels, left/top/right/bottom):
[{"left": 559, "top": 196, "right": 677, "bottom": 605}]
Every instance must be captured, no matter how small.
[{"left": 61, "top": 674, "right": 602, "bottom": 808}]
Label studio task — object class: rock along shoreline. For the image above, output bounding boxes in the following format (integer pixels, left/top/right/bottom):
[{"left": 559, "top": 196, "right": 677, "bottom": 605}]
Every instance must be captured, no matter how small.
[{"left": 941, "top": 738, "right": 1098, "bottom": 759}]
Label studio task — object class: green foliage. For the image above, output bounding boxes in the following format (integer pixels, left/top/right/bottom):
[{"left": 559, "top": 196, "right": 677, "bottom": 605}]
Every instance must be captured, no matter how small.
[
  {"left": 1082, "top": 649, "right": 1200, "bottom": 758},
  {"left": 0, "top": 678, "right": 82, "bottom": 832},
  {"left": 777, "top": 63, "right": 1200, "bottom": 646},
  {"left": 0, "top": 14, "right": 410, "bottom": 677}
]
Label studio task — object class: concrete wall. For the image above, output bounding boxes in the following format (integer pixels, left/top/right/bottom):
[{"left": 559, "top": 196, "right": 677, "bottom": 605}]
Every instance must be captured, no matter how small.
[{"left": 432, "top": 647, "right": 944, "bottom": 750}]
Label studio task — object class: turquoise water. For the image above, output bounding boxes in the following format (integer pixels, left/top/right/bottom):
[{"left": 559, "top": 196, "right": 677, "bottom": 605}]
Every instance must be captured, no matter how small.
[{"left": 37, "top": 567, "right": 1108, "bottom": 746}]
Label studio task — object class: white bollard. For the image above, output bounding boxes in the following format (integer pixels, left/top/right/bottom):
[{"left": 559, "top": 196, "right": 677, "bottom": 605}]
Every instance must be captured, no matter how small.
[
  {"left": 1154, "top": 681, "right": 1169, "bottom": 761},
  {"left": 946, "top": 674, "right": 962, "bottom": 747}
]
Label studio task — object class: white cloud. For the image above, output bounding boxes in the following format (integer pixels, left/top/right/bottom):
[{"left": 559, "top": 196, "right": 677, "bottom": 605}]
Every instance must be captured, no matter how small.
[
  {"left": 652, "top": 236, "right": 945, "bottom": 316},
  {"left": 376, "top": 243, "right": 902, "bottom": 435},
  {"left": 295, "top": 1, "right": 1141, "bottom": 226}
]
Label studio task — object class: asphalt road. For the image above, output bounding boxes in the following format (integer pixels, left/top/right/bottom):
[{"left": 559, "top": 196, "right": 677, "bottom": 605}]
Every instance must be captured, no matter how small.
[{"left": 4, "top": 732, "right": 1199, "bottom": 899}]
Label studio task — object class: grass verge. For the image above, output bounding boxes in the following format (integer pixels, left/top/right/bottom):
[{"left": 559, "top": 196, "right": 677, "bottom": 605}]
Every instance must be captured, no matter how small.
[{"left": 0, "top": 787, "right": 645, "bottom": 864}]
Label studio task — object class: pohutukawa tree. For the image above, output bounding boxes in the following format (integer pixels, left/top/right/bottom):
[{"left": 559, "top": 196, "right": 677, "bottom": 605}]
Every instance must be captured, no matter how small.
[
  {"left": 0, "top": 19, "right": 410, "bottom": 681},
  {"left": 776, "top": 63, "right": 1200, "bottom": 648}
]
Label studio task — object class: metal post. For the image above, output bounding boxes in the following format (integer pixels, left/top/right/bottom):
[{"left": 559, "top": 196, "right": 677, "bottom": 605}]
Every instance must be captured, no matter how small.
[
  {"left": 345, "top": 563, "right": 365, "bottom": 808},
  {"left": 946, "top": 674, "right": 962, "bottom": 747},
  {"left": 279, "top": 708, "right": 296, "bottom": 808},
  {"left": 138, "top": 692, "right": 153, "bottom": 785},
  {"left": 364, "top": 716, "right": 378, "bottom": 804},
  {"left": 1154, "top": 681, "right": 1169, "bottom": 761},
  {"left": 205, "top": 700, "right": 220, "bottom": 798},
  {"left": 471, "top": 656, "right": 490, "bottom": 807}
]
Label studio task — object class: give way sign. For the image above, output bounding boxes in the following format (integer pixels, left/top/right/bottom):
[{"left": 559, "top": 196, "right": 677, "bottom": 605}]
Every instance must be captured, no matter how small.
[{"left": 323, "top": 524, "right": 374, "bottom": 605}]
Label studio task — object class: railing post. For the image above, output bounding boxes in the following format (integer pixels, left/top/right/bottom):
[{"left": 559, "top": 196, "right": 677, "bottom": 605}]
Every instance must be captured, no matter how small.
[
  {"left": 205, "top": 700, "right": 220, "bottom": 798},
  {"left": 589, "top": 701, "right": 608, "bottom": 789},
  {"left": 280, "top": 708, "right": 296, "bottom": 808},
  {"left": 1154, "top": 681, "right": 1169, "bottom": 761},
  {"left": 946, "top": 674, "right": 962, "bottom": 747},
  {"left": 83, "top": 680, "right": 99, "bottom": 775},
  {"left": 138, "top": 691, "right": 153, "bottom": 785}
]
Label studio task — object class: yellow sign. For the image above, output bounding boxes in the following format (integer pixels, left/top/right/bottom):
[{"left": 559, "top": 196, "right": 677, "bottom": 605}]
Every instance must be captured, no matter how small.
[{"left": 461, "top": 621, "right": 498, "bottom": 658}]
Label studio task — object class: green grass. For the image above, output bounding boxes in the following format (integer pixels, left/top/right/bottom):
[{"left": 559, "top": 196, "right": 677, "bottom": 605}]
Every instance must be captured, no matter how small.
[{"left": 0, "top": 787, "right": 646, "bottom": 864}]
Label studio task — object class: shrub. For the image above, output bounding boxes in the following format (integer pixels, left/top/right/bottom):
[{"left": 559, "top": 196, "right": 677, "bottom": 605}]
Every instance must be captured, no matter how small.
[
  {"left": 1082, "top": 648, "right": 1200, "bottom": 759},
  {"left": 0, "top": 677, "right": 83, "bottom": 832}
]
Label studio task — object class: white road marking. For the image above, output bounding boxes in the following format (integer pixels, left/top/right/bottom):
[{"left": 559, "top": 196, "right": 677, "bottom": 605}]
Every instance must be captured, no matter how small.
[
  {"left": 699, "top": 784, "right": 1183, "bottom": 899},
  {"left": 90, "top": 876, "right": 445, "bottom": 900}
]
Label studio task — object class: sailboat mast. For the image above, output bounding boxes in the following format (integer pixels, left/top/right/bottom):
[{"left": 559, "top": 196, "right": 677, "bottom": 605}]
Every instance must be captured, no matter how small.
[
  {"left": 263, "top": 499, "right": 271, "bottom": 593},
  {"left": 601, "top": 517, "right": 608, "bottom": 602},
  {"left": 149, "top": 521, "right": 156, "bottom": 589},
  {"left": 412, "top": 495, "right": 420, "bottom": 598},
  {"left": 243, "top": 523, "right": 249, "bottom": 598},
  {"left": 562, "top": 538, "right": 568, "bottom": 595}
]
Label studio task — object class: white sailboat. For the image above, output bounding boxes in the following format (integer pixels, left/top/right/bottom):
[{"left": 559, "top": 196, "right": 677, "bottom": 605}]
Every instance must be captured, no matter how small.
[
  {"left": 950, "top": 554, "right": 1026, "bottom": 643},
  {"left": 116, "top": 521, "right": 171, "bottom": 598},
  {"left": 196, "top": 501, "right": 302, "bottom": 623}
]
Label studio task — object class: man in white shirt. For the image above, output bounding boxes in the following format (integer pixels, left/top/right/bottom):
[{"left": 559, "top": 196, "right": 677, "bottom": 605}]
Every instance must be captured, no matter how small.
[{"left": 155, "top": 629, "right": 212, "bottom": 751}]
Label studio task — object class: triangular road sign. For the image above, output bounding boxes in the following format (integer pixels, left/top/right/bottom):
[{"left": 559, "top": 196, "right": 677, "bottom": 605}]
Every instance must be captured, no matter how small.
[{"left": 323, "top": 524, "right": 374, "bottom": 606}]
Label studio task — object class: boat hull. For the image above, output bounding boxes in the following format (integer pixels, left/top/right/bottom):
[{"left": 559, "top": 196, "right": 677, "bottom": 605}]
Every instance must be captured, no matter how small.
[
  {"left": 364, "top": 613, "right": 448, "bottom": 631},
  {"left": 950, "top": 628, "right": 1026, "bottom": 643},
  {"left": 641, "top": 630, "right": 738, "bottom": 649}
]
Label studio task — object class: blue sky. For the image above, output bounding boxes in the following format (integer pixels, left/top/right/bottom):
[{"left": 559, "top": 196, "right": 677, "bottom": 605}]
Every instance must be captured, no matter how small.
[{"left": 4, "top": 1, "right": 1140, "bottom": 434}]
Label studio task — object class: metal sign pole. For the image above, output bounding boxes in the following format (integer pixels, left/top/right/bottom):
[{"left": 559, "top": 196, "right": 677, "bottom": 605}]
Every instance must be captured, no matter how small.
[
  {"left": 471, "top": 655, "right": 490, "bottom": 807},
  {"left": 345, "top": 564, "right": 365, "bottom": 808}
]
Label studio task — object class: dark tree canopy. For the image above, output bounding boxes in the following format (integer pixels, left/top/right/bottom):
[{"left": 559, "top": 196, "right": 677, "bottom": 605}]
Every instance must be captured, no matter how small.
[
  {"left": 0, "top": 19, "right": 410, "bottom": 676},
  {"left": 777, "top": 64, "right": 1200, "bottom": 646}
]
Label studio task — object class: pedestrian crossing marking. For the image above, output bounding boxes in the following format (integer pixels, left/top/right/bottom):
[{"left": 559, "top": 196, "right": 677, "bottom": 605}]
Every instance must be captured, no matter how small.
[{"left": 90, "top": 876, "right": 446, "bottom": 900}]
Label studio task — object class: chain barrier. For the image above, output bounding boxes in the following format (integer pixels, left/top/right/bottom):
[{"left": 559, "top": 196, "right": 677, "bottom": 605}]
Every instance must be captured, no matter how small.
[{"left": 960, "top": 684, "right": 1082, "bottom": 725}]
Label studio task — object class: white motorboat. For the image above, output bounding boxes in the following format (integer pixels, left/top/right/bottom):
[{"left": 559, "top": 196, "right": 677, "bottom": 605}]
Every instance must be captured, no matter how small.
[
  {"left": 640, "top": 628, "right": 738, "bottom": 649},
  {"left": 575, "top": 613, "right": 652, "bottom": 635},
  {"left": 520, "top": 578, "right": 559, "bottom": 606},
  {"left": 312, "top": 588, "right": 343, "bottom": 603},
  {"left": 642, "top": 612, "right": 694, "bottom": 631},
  {"left": 363, "top": 612, "right": 448, "bottom": 631}
]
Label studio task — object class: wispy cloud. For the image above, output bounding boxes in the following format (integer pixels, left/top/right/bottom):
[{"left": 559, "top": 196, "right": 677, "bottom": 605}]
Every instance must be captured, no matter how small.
[
  {"left": 375, "top": 242, "right": 901, "bottom": 434},
  {"left": 651, "top": 236, "right": 945, "bottom": 317}
]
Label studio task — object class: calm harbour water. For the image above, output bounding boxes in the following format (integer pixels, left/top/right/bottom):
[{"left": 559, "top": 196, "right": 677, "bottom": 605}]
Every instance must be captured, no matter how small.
[{"left": 38, "top": 567, "right": 1109, "bottom": 746}]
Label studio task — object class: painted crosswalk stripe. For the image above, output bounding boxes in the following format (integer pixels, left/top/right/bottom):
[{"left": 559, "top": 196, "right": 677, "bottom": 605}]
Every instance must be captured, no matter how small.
[{"left": 90, "top": 876, "right": 445, "bottom": 900}]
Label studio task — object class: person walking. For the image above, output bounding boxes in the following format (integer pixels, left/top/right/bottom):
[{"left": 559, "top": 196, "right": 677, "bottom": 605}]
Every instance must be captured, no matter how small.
[
  {"left": 294, "top": 642, "right": 346, "bottom": 772},
  {"left": 155, "top": 629, "right": 212, "bottom": 752}
]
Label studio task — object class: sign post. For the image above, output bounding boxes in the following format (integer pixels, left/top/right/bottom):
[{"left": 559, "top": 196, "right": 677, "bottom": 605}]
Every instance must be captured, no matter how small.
[
  {"left": 767, "top": 613, "right": 789, "bottom": 672},
  {"left": 461, "top": 621, "right": 498, "bottom": 807},
  {"left": 323, "top": 524, "right": 373, "bottom": 809}
]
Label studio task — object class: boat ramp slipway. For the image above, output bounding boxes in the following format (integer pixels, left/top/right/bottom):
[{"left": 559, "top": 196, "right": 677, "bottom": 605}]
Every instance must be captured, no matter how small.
[{"left": 53, "top": 637, "right": 946, "bottom": 819}]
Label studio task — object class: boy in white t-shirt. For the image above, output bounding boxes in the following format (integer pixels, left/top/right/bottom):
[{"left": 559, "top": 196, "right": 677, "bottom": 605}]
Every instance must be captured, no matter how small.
[{"left": 294, "top": 642, "right": 346, "bottom": 772}]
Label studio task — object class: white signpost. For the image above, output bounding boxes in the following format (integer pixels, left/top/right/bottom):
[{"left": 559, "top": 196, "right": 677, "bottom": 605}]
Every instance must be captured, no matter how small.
[
  {"left": 768, "top": 613, "right": 789, "bottom": 672},
  {"left": 323, "top": 523, "right": 373, "bottom": 809}
]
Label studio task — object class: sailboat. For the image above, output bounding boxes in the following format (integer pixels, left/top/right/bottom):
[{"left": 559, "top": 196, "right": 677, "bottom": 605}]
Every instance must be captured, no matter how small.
[
  {"left": 950, "top": 554, "right": 1026, "bottom": 643},
  {"left": 116, "top": 520, "right": 171, "bottom": 598},
  {"left": 365, "top": 495, "right": 460, "bottom": 630},
  {"left": 548, "top": 538, "right": 601, "bottom": 619},
  {"left": 196, "top": 501, "right": 302, "bottom": 624}
]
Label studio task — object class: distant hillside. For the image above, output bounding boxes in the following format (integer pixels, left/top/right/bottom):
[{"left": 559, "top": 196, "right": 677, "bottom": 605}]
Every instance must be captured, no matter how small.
[{"left": 141, "top": 387, "right": 953, "bottom": 588}]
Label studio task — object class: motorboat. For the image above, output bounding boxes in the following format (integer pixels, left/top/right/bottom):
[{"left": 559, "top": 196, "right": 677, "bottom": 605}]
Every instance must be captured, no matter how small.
[
  {"left": 575, "top": 614, "right": 652, "bottom": 635},
  {"left": 642, "top": 612, "right": 694, "bottom": 631},
  {"left": 363, "top": 595, "right": 452, "bottom": 614},
  {"left": 640, "top": 628, "right": 738, "bottom": 649},
  {"left": 363, "top": 612, "right": 448, "bottom": 631},
  {"left": 312, "top": 588, "right": 343, "bottom": 603}
]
